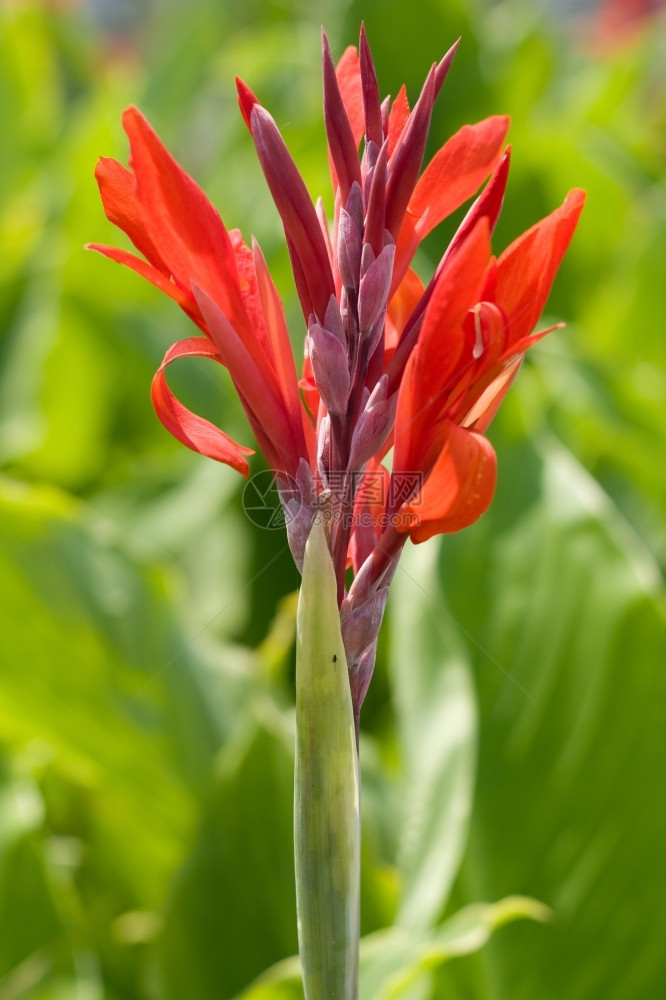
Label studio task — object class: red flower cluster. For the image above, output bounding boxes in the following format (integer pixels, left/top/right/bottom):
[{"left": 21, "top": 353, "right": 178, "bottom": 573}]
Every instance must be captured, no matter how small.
[{"left": 89, "top": 28, "right": 584, "bottom": 713}]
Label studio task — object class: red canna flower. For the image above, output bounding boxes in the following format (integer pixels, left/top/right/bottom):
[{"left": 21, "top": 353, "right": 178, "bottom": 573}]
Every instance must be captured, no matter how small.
[{"left": 89, "top": 27, "right": 584, "bottom": 717}]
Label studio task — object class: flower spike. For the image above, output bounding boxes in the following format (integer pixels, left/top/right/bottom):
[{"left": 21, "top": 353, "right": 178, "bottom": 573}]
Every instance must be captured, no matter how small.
[{"left": 90, "top": 27, "right": 584, "bottom": 719}]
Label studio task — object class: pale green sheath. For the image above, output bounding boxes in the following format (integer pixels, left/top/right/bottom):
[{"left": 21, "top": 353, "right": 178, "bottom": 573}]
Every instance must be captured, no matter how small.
[{"left": 295, "top": 515, "right": 360, "bottom": 1000}]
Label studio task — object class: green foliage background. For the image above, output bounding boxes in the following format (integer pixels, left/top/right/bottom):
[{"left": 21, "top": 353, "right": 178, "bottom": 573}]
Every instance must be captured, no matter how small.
[{"left": 1, "top": 0, "right": 665, "bottom": 998}]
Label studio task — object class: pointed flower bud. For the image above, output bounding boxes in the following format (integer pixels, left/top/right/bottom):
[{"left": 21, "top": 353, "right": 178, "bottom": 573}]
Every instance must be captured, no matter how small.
[
  {"left": 307, "top": 320, "right": 351, "bottom": 416},
  {"left": 341, "top": 586, "right": 389, "bottom": 677},
  {"left": 348, "top": 375, "right": 397, "bottom": 469},
  {"left": 324, "top": 295, "right": 346, "bottom": 344},
  {"left": 337, "top": 208, "right": 363, "bottom": 291},
  {"left": 357, "top": 243, "right": 395, "bottom": 337},
  {"left": 345, "top": 181, "right": 364, "bottom": 232}
]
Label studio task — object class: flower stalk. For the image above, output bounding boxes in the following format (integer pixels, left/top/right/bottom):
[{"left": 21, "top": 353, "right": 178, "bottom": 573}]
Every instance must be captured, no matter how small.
[{"left": 295, "top": 512, "right": 360, "bottom": 1000}]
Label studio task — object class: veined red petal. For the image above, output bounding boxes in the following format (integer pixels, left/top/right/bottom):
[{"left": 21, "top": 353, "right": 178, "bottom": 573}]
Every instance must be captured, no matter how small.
[
  {"left": 94, "top": 157, "right": 166, "bottom": 274},
  {"left": 299, "top": 347, "right": 320, "bottom": 423},
  {"left": 252, "top": 239, "right": 314, "bottom": 459},
  {"left": 399, "top": 421, "right": 497, "bottom": 542},
  {"left": 387, "top": 86, "right": 410, "bottom": 157},
  {"left": 495, "top": 188, "right": 586, "bottom": 346},
  {"left": 394, "top": 116, "right": 510, "bottom": 281},
  {"left": 391, "top": 218, "right": 491, "bottom": 472},
  {"left": 228, "top": 231, "right": 273, "bottom": 360},
  {"left": 121, "top": 106, "right": 250, "bottom": 338},
  {"left": 336, "top": 45, "right": 364, "bottom": 148},
  {"left": 151, "top": 338, "right": 253, "bottom": 476},
  {"left": 194, "top": 285, "right": 306, "bottom": 475}
]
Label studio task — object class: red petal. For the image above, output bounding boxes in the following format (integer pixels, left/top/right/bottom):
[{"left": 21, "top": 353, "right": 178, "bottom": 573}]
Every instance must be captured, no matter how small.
[
  {"left": 151, "top": 338, "right": 253, "bottom": 475},
  {"left": 235, "top": 77, "right": 260, "bottom": 130},
  {"left": 392, "top": 218, "right": 491, "bottom": 475},
  {"left": 460, "top": 356, "right": 523, "bottom": 433},
  {"left": 398, "top": 421, "right": 497, "bottom": 542},
  {"left": 336, "top": 46, "right": 365, "bottom": 149},
  {"left": 94, "top": 156, "right": 166, "bottom": 273},
  {"left": 394, "top": 116, "right": 510, "bottom": 279},
  {"left": 495, "top": 188, "right": 586, "bottom": 346},
  {"left": 121, "top": 106, "right": 250, "bottom": 338},
  {"left": 252, "top": 239, "right": 314, "bottom": 459},
  {"left": 387, "top": 85, "right": 410, "bottom": 157},
  {"left": 194, "top": 285, "right": 305, "bottom": 475}
]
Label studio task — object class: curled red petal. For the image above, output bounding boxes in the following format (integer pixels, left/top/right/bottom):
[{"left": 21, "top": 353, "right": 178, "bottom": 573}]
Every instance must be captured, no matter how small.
[
  {"left": 399, "top": 421, "right": 497, "bottom": 542},
  {"left": 151, "top": 338, "right": 253, "bottom": 476}
]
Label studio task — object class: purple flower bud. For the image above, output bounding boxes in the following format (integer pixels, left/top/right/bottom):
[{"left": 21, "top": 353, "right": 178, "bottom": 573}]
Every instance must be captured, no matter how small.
[
  {"left": 360, "top": 242, "right": 375, "bottom": 277},
  {"left": 360, "top": 24, "right": 383, "bottom": 147},
  {"left": 357, "top": 243, "right": 395, "bottom": 336},
  {"left": 324, "top": 295, "right": 346, "bottom": 344},
  {"left": 341, "top": 587, "right": 388, "bottom": 672},
  {"left": 248, "top": 105, "right": 335, "bottom": 320},
  {"left": 352, "top": 642, "right": 378, "bottom": 711},
  {"left": 307, "top": 321, "right": 351, "bottom": 416},
  {"left": 337, "top": 209, "right": 362, "bottom": 291},
  {"left": 364, "top": 141, "right": 388, "bottom": 258},
  {"left": 348, "top": 375, "right": 397, "bottom": 469},
  {"left": 345, "top": 181, "right": 364, "bottom": 233},
  {"left": 385, "top": 65, "right": 436, "bottom": 238},
  {"left": 322, "top": 30, "right": 363, "bottom": 206}
]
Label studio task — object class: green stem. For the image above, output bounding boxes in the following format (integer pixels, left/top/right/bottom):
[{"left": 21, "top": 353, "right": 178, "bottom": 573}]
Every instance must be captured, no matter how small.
[{"left": 295, "top": 516, "right": 360, "bottom": 1000}]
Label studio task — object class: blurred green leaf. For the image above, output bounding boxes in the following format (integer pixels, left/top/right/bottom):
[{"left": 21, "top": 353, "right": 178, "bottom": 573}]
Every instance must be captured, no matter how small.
[
  {"left": 233, "top": 895, "right": 547, "bottom": 1000},
  {"left": 159, "top": 710, "right": 298, "bottom": 1000},
  {"left": 389, "top": 543, "right": 477, "bottom": 932},
  {"left": 436, "top": 433, "right": 666, "bottom": 999}
]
